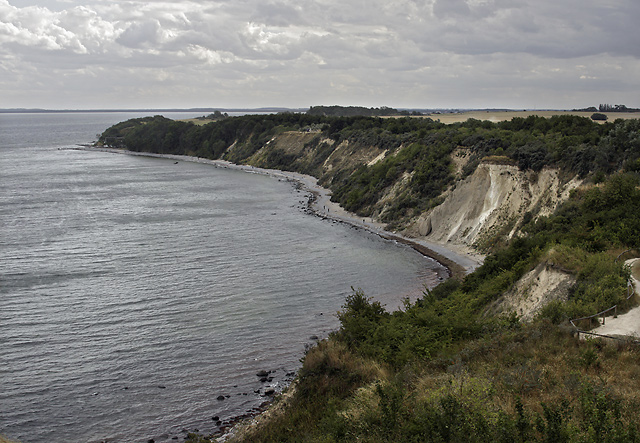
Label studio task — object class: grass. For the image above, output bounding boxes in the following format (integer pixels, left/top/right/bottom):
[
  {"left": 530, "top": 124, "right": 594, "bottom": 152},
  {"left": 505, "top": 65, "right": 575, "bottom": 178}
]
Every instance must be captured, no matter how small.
[{"left": 227, "top": 322, "right": 640, "bottom": 442}]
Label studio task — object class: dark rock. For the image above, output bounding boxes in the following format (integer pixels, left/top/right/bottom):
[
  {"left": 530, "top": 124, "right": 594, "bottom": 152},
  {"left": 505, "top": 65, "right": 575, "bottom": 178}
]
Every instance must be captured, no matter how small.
[
  {"left": 212, "top": 416, "right": 219, "bottom": 421},
  {"left": 217, "top": 395, "right": 226, "bottom": 401},
  {"left": 256, "top": 370, "right": 269, "bottom": 377},
  {"left": 158, "top": 385, "right": 166, "bottom": 389},
  {"left": 147, "top": 440, "right": 155, "bottom": 443},
  {"left": 264, "top": 387, "right": 276, "bottom": 396},
  {"left": 310, "top": 335, "right": 319, "bottom": 340},
  {"left": 259, "top": 377, "right": 268, "bottom": 383}
]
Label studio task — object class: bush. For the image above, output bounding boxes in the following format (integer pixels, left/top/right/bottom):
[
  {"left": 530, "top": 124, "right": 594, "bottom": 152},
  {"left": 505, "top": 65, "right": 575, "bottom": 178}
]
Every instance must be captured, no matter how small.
[{"left": 591, "top": 113, "right": 608, "bottom": 121}]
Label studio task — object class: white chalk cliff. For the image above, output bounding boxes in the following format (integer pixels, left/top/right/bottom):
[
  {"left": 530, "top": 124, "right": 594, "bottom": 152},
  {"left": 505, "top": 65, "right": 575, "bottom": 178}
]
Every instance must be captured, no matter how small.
[{"left": 407, "top": 162, "right": 582, "bottom": 252}]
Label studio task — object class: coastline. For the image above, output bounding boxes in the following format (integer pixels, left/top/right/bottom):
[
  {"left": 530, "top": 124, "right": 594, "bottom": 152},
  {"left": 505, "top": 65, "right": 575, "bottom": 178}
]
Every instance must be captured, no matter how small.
[
  {"left": 76, "top": 146, "right": 484, "bottom": 441},
  {"left": 78, "top": 147, "right": 482, "bottom": 278}
]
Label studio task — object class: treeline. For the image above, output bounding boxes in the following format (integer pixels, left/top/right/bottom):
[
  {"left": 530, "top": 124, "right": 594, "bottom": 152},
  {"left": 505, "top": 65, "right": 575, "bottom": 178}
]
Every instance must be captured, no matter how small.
[
  {"left": 307, "top": 105, "right": 423, "bottom": 117},
  {"left": 598, "top": 104, "right": 639, "bottom": 113},
  {"left": 100, "top": 113, "right": 328, "bottom": 158},
  {"left": 575, "top": 104, "right": 640, "bottom": 113}
]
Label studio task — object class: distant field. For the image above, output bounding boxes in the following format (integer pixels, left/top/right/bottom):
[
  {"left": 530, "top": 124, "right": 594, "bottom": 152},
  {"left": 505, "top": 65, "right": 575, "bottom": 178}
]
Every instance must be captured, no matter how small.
[
  {"left": 180, "top": 117, "right": 216, "bottom": 125},
  {"left": 425, "top": 110, "right": 640, "bottom": 124},
  {"left": 180, "top": 110, "right": 640, "bottom": 126}
]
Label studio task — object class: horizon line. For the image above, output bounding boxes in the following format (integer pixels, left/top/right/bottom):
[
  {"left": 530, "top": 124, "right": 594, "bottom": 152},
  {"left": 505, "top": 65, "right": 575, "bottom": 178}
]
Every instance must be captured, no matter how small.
[{"left": 0, "top": 106, "right": 588, "bottom": 114}]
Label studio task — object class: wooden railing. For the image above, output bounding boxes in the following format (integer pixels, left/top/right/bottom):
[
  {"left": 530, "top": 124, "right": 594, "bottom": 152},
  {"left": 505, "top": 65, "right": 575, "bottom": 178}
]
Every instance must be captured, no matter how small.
[{"left": 570, "top": 264, "right": 638, "bottom": 341}]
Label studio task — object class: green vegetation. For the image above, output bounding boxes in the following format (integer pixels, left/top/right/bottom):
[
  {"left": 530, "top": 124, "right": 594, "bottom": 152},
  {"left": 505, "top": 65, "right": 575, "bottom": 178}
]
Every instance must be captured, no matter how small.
[
  {"left": 307, "top": 105, "right": 424, "bottom": 117},
  {"left": 99, "top": 113, "right": 640, "bottom": 442},
  {"left": 231, "top": 322, "right": 640, "bottom": 443},
  {"left": 591, "top": 113, "right": 608, "bottom": 121}
]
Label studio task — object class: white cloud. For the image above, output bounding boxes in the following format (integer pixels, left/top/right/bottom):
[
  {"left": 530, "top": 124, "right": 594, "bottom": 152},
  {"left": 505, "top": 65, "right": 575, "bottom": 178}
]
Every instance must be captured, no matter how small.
[{"left": 0, "top": 0, "right": 638, "bottom": 108}]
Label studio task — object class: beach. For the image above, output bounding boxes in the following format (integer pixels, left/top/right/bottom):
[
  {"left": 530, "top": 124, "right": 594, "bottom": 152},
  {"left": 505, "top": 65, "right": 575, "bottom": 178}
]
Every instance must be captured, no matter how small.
[{"left": 81, "top": 147, "right": 483, "bottom": 279}]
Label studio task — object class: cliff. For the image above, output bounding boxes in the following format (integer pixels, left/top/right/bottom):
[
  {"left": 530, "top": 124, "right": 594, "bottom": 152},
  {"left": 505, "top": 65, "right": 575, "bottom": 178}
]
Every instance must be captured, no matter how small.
[{"left": 406, "top": 162, "right": 582, "bottom": 253}]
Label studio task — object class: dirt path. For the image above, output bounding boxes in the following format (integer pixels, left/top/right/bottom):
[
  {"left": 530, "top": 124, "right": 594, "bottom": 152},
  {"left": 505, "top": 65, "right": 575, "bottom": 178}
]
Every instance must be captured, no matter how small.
[{"left": 593, "top": 258, "right": 640, "bottom": 338}]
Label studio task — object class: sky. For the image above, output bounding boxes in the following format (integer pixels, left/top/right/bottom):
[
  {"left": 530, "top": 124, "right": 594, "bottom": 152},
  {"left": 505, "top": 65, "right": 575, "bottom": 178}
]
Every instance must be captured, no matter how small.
[{"left": 1, "top": 0, "right": 639, "bottom": 110}]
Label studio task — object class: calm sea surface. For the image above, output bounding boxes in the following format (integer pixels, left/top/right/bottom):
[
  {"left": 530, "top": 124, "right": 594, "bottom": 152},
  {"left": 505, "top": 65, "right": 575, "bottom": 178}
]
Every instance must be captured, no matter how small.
[{"left": 0, "top": 112, "right": 447, "bottom": 443}]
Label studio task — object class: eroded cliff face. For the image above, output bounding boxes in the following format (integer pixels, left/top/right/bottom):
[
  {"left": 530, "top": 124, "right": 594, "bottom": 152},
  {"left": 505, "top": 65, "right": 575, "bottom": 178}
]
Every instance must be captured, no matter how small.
[
  {"left": 406, "top": 162, "right": 582, "bottom": 252},
  {"left": 483, "top": 262, "right": 575, "bottom": 322}
]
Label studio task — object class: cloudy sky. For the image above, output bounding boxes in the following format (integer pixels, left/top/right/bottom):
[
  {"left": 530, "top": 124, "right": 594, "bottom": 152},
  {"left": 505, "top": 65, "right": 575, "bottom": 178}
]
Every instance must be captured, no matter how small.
[{"left": 1, "top": 0, "right": 639, "bottom": 110}]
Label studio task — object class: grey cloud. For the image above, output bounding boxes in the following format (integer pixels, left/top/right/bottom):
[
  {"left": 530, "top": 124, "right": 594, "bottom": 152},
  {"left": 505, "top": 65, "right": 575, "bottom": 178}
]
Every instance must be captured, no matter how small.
[
  {"left": 249, "top": 1, "right": 304, "bottom": 27},
  {"left": 117, "top": 20, "right": 161, "bottom": 48},
  {"left": 1, "top": 0, "right": 638, "bottom": 109},
  {"left": 432, "top": 0, "right": 470, "bottom": 18}
]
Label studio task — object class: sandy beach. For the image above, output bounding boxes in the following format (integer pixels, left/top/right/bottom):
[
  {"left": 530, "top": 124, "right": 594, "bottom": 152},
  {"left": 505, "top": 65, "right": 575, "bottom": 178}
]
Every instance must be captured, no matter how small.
[{"left": 80, "top": 147, "right": 482, "bottom": 278}]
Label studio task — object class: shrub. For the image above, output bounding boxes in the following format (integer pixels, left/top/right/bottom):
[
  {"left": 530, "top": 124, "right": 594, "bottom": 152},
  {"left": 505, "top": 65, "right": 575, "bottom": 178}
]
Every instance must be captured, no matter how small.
[{"left": 591, "top": 113, "right": 608, "bottom": 121}]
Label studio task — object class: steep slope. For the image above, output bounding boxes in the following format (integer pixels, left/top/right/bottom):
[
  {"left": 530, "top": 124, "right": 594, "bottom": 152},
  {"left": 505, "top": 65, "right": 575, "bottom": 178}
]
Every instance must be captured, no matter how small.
[
  {"left": 406, "top": 162, "right": 582, "bottom": 253},
  {"left": 483, "top": 261, "right": 576, "bottom": 321}
]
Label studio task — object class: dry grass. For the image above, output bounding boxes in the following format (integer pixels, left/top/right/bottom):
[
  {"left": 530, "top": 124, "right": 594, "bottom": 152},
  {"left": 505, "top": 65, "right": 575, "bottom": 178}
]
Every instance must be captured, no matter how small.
[
  {"left": 227, "top": 339, "right": 389, "bottom": 442},
  {"left": 227, "top": 322, "right": 640, "bottom": 442},
  {"left": 425, "top": 324, "right": 640, "bottom": 415}
]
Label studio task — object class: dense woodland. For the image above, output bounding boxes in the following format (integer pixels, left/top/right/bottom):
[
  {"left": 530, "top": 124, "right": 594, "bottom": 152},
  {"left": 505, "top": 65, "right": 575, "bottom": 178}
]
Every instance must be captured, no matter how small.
[{"left": 99, "top": 114, "right": 640, "bottom": 442}]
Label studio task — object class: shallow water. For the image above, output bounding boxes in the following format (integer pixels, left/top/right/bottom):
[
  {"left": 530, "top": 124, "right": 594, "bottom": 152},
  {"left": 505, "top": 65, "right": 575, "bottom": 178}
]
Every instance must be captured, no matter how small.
[{"left": 0, "top": 113, "right": 447, "bottom": 442}]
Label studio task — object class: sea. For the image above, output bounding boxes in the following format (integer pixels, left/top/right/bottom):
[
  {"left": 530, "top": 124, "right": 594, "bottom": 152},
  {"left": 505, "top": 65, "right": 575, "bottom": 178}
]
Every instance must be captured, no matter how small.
[{"left": 0, "top": 112, "right": 448, "bottom": 443}]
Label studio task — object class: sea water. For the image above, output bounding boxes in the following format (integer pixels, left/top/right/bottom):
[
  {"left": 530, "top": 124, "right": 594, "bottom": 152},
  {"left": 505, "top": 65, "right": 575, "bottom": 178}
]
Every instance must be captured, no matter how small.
[{"left": 0, "top": 112, "right": 447, "bottom": 443}]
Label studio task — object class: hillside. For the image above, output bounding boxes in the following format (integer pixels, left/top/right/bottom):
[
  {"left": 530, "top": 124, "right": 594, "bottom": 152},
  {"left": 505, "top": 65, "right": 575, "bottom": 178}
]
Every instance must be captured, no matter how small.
[{"left": 98, "top": 114, "right": 640, "bottom": 442}]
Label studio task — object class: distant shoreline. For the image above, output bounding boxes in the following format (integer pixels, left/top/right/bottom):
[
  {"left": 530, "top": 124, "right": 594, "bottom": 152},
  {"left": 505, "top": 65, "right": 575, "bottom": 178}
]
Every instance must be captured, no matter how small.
[
  {"left": 76, "top": 146, "right": 481, "bottom": 280},
  {"left": 0, "top": 107, "right": 305, "bottom": 114}
]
